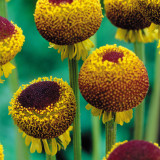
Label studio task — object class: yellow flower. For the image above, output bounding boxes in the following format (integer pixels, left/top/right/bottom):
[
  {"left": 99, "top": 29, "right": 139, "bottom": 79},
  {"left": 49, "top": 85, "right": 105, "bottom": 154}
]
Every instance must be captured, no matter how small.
[
  {"left": 34, "top": 0, "right": 103, "bottom": 60},
  {"left": 34, "top": 0, "right": 102, "bottom": 45},
  {"left": 104, "top": 0, "right": 156, "bottom": 43},
  {"left": 78, "top": 44, "right": 149, "bottom": 125},
  {"left": 0, "top": 16, "right": 25, "bottom": 82},
  {"left": 9, "top": 76, "right": 76, "bottom": 155},
  {"left": 5, "top": 0, "right": 10, "bottom": 2},
  {"left": 0, "top": 144, "right": 4, "bottom": 160},
  {"left": 103, "top": 140, "right": 160, "bottom": 160}
]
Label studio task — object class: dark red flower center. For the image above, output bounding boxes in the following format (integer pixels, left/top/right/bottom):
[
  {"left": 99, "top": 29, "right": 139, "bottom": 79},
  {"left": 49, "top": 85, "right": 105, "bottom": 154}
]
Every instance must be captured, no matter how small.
[
  {"left": 0, "top": 16, "right": 15, "bottom": 40},
  {"left": 102, "top": 51, "right": 124, "bottom": 63},
  {"left": 49, "top": 0, "right": 73, "bottom": 5},
  {"left": 18, "top": 81, "right": 60, "bottom": 110},
  {"left": 108, "top": 140, "right": 160, "bottom": 160}
]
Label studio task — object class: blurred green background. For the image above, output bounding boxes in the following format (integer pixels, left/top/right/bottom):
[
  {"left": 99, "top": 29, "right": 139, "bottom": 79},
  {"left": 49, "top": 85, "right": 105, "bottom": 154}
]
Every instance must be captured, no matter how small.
[{"left": 0, "top": 0, "right": 158, "bottom": 160}]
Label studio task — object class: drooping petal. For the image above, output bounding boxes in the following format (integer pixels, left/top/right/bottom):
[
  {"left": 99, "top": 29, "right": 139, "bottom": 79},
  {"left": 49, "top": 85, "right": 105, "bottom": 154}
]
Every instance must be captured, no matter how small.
[
  {"left": 42, "top": 139, "right": 51, "bottom": 155},
  {"left": 51, "top": 138, "right": 57, "bottom": 156},
  {"left": 115, "top": 109, "right": 133, "bottom": 125},
  {"left": 1, "top": 62, "right": 15, "bottom": 78}
]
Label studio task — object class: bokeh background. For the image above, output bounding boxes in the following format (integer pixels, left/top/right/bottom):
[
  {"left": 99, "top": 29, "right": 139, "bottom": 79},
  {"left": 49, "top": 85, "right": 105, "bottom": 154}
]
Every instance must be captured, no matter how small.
[{"left": 0, "top": 0, "right": 159, "bottom": 160}]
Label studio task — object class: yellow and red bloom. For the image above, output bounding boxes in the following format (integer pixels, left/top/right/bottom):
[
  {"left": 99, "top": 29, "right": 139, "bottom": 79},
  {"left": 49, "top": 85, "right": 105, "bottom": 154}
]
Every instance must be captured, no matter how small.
[
  {"left": 34, "top": 0, "right": 103, "bottom": 60},
  {"left": 0, "top": 144, "right": 4, "bottom": 160},
  {"left": 78, "top": 44, "right": 149, "bottom": 125},
  {"left": 9, "top": 77, "right": 76, "bottom": 155},
  {"left": 0, "top": 16, "right": 25, "bottom": 82},
  {"left": 104, "top": 0, "right": 156, "bottom": 43},
  {"left": 103, "top": 140, "right": 160, "bottom": 160}
]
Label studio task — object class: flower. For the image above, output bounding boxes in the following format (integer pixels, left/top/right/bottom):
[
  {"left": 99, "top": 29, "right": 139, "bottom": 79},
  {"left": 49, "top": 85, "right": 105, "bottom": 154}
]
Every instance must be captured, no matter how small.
[
  {"left": 9, "top": 76, "right": 76, "bottom": 155},
  {"left": 0, "top": 16, "right": 25, "bottom": 82},
  {"left": 34, "top": 0, "right": 102, "bottom": 45},
  {"left": 136, "top": 0, "right": 160, "bottom": 51},
  {"left": 0, "top": 144, "right": 4, "bottom": 160},
  {"left": 136, "top": 0, "right": 160, "bottom": 25},
  {"left": 104, "top": 0, "right": 156, "bottom": 43},
  {"left": 78, "top": 44, "right": 149, "bottom": 125},
  {"left": 103, "top": 140, "right": 160, "bottom": 160},
  {"left": 34, "top": 0, "right": 103, "bottom": 60}
]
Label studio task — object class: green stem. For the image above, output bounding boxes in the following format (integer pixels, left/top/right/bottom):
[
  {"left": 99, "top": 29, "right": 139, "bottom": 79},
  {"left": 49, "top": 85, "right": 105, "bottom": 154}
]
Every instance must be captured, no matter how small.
[
  {"left": 68, "top": 58, "right": 81, "bottom": 160},
  {"left": 0, "top": 0, "right": 7, "bottom": 17},
  {"left": 0, "top": 2, "right": 30, "bottom": 160},
  {"left": 46, "top": 155, "right": 56, "bottom": 160},
  {"left": 9, "top": 61, "right": 30, "bottom": 160},
  {"left": 145, "top": 43, "right": 160, "bottom": 142},
  {"left": 133, "top": 42, "right": 145, "bottom": 140},
  {"left": 92, "top": 117, "right": 101, "bottom": 160},
  {"left": 105, "top": 120, "right": 116, "bottom": 154},
  {"left": 90, "top": 35, "right": 101, "bottom": 160}
]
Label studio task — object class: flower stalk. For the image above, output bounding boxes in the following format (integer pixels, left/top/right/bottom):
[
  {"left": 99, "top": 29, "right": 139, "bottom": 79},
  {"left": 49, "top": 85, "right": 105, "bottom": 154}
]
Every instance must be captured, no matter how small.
[
  {"left": 145, "top": 44, "right": 160, "bottom": 142},
  {"left": 105, "top": 119, "right": 117, "bottom": 154},
  {"left": 46, "top": 155, "right": 56, "bottom": 160},
  {"left": 68, "top": 58, "right": 81, "bottom": 160},
  {"left": 0, "top": 0, "right": 7, "bottom": 17},
  {"left": 133, "top": 42, "right": 145, "bottom": 140}
]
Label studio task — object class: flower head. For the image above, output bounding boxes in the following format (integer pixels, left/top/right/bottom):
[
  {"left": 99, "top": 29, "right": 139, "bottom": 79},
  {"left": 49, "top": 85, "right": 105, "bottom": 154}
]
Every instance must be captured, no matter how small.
[
  {"left": 104, "top": 140, "right": 160, "bottom": 160},
  {"left": 9, "top": 77, "right": 76, "bottom": 155},
  {"left": 0, "top": 16, "right": 25, "bottom": 82},
  {"left": 104, "top": 0, "right": 150, "bottom": 30},
  {"left": 103, "top": 0, "right": 157, "bottom": 43},
  {"left": 0, "top": 144, "right": 4, "bottom": 160},
  {"left": 78, "top": 44, "right": 149, "bottom": 124},
  {"left": 136, "top": 0, "right": 160, "bottom": 25},
  {"left": 34, "top": 0, "right": 102, "bottom": 45}
]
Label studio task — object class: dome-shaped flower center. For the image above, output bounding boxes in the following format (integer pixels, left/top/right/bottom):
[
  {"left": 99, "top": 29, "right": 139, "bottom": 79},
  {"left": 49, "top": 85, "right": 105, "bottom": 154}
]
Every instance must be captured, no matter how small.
[
  {"left": 49, "top": 0, "right": 73, "bottom": 5},
  {"left": 18, "top": 81, "right": 60, "bottom": 110},
  {"left": 0, "top": 16, "right": 15, "bottom": 40},
  {"left": 108, "top": 140, "right": 160, "bottom": 160},
  {"left": 102, "top": 51, "right": 124, "bottom": 63}
]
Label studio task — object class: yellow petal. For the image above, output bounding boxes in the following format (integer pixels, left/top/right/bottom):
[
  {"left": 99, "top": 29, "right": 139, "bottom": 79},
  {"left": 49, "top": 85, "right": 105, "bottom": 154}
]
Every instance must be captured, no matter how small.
[
  {"left": 68, "top": 45, "right": 75, "bottom": 60},
  {"left": 51, "top": 138, "right": 57, "bottom": 156},
  {"left": 25, "top": 135, "right": 32, "bottom": 146},
  {"left": 115, "top": 27, "right": 156, "bottom": 43},
  {"left": 30, "top": 138, "right": 36, "bottom": 153},
  {"left": 115, "top": 109, "right": 133, "bottom": 125},
  {"left": 42, "top": 139, "right": 51, "bottom": 155},
  {"left": 91, "top": 107, "right": 101, "bottom": 116},
  {"left": 85, "top": 104, "right": 92, "bottom": 110},
  {"left": 49, "top": 39, "right": 93, "bottom": 61},
  {"left": 34, "top": 139, "right": 42, "bottom": 153},
  {"left": 2, "top": 62, "right": 15, "bottom": 78},
  {"left": 102, "top": 111, "right": 112, "bottom": 124},
  {"left": 0, "top": 66, "right": 3, "bottom": 77},
  {"left": 57, "top": 143, "right": 61, "bottom": 151}
]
